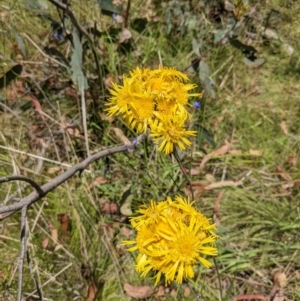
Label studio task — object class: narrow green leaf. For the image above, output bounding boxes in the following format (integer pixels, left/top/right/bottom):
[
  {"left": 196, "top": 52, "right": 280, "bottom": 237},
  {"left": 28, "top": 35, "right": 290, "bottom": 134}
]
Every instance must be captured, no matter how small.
[
  {"left": 199, "top": 60, "right": 216, "bottom": 99},
  {"left": 70, "top": 29, "right": 88, "bottom": 91},
  {"left": 98, "top": 0, "right": 122, "bottom": 15},
  {"left": 13, "top": 28, "right": 26, "bottom": 58}
]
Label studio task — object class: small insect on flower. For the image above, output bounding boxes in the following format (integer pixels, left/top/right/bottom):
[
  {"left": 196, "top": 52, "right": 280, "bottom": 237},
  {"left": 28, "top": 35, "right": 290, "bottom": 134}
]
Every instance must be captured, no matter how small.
[{"left": 122, "top": 196, "right": 218, "bottom": 285}]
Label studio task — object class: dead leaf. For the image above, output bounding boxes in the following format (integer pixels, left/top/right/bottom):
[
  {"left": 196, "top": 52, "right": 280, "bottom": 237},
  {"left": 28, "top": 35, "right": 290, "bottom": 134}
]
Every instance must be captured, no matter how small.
[
  {"left": 89, "top": 176, "right": 108, "bottom": 188},
  {"left": 184, "top": 286, "right": 191, "bottom": 297},
  {"left": 268, "top": 271, "right": 287, "bottom": 301},
  {"left": 57, "top": 213, "right": 70, "bottom": 234},
  {"left": 272, "top": 292, "right": 285, "bottom": 301},
  {"left": 99, "top": 112, "right": 114, "bottom": 122},
  {"left": 133, "top": 46, "right": 142, "bottom": 57},
  {"left": 121, "top": 226, "right": 131, "bottom": 238},
  {"left": 200, "top": 141, "right": 231, "bottom": 170},
  {"left": 85, "top": 281, "right": 97, "bottom": 301},
  {"left": 47, "top": 166, "right": 61, "bottom": 174},
  {"left": 114, "top": 14, "right": 123, "bottom": 23},
  {"left": 274, "top": 271, "right": 287, "bottom": 288},
  {"left": 205, "top": 180, "right": 241, "bottom": 190},
  {"left": 191, "top": 181, "right": 206, "bottom": 190},
  {"left": 49, "top": 223, "right": 58, "bottom": 243},
  {"left": 0, "top": 11, "right": 10, "bottom": 20},
  {"left": 66, "top": 126, "right": 81, "bottom": 138},
  {"left": 145, "top": 8, "right": 158, "bottom": 21},
  {"left": 236, "top": 294, "right": 267, "bottom": 300},
  {"left": 280, "top": 121, "right": 288, "bottom": 135},
  {"left": 101, "top": 202, "right": 118, "bottom": 214},
  {"left": 119, "top": 28, "right": 132, "bottom": 43},
  {"left": 189, "top": 168, "right": 201, "bottom": 176},
  {"left": 155, "top": 285, "right": 165, "bottom": 297},
  {"left": 186, "top": 181, "right": 207, "bottom": 198},
  {"left": 276, "top": 165, "right": 292, "bottom": 181},
  {"left": 104, "top": 76, "right": 115, "bottom": 89},
  {"left": 205, "top": 173, "right": 215, "bottom": 183},
  {"left": 210, "top": 115, "right": 224, "bottom": 126},
  {"left": 288, "top": 155, "right": 297, "bottom": 166},
  {"left": 282, "top": 182, "right": 294, "bottom": 190},
  {"left": 30, "top": 96, "right": 42, "bottom": 112},
  {"left": 182, "top": 186, "right": 194, "bottom": 199},
  {"left": 64, "top": 86, "right": 78, "bottom": 101},
  {"left": 249, "top": 149, "right": 264, "bottom": 156},
  {"left": 28, "top": 95, "right": 46, "bottom": 122},
  {"left": 112, "top": 127, "right": 131, "bottom": 146},
  {"left": 66, "top": 126, "right": 83, "bottom": 138},
  {"left": 42, "top": 238, "right": 49, "bottom": 249},
  {"left": 170, "top": 288, "right": 177, "bottom": 297},
  {"left": 124, "top": 283, "right": 154, "bottom": 299},
  {"left": 54, "top": 244, "right": 63, "bottom": 252},
  {"left": 229, "top": 149, "right": 242, "bottom": 155},
  {"left": 120, "top": 194, "right": 133, "bottom": 216}
]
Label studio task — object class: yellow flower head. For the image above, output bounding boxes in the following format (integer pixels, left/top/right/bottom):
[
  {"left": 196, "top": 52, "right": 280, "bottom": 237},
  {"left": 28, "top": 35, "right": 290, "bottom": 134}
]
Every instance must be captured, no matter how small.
[
  {"left": 105, "top": 77, "right": 135, "bottom": 116},
  {"left": 150, "top": 112, "right": 196, "bottom": 154},
  {"left": 122, "top": 196, "right": 218, "bottom": 285},
  {"left": 150, "top": 66, "right": 189, "bottom": 82},
  {"left": 105, "top": 66, "right": 200, "bottom": 152}
]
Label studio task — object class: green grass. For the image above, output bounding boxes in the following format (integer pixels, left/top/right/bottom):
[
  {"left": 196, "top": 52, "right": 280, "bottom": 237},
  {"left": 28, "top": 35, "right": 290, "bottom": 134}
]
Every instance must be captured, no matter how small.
[{"left": 1, "top": 0, "right": 300, "bottom": 300}]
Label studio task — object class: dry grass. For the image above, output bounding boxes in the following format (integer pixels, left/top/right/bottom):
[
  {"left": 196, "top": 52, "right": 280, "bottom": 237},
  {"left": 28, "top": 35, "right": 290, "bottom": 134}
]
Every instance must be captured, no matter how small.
[{"left": 0, "top": 0, "right": 300, "bottom": 300}]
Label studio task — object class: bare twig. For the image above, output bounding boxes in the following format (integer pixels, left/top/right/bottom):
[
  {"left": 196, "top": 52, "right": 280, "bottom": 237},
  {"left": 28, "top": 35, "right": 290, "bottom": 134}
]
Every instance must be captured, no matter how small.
[
  {"left": 17, "top": 205, "right": 28, "bottom": 301},
  {"left": 1, "top": 136, "right": 143, "bottom": 300},
  {"left": 27, "top": 246, "right": 43, "bottom": 300},
  {"left": 124, "top": 0, "right": 131, "bottom": 28},
  {"left": 0, "top": 135, "right": 144, "bottom": 220},
  {"left": 0, "top": 176, "right": 44, "bottom": 196}
]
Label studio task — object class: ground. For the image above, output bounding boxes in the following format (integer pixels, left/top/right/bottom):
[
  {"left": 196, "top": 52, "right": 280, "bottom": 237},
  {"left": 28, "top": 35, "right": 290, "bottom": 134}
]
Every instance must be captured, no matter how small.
[{"left": 0, "top": 0, "right": 300, "bottom": 300}]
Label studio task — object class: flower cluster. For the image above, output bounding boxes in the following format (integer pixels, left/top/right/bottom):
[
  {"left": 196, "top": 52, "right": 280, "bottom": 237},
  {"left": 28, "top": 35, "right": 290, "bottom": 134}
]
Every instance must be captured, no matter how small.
[
  {"left": 122, "top": 196, "right": 218, "bottom": 285},
  {"left": 105, "top": 66, "right": 200, "bottom": 154}
]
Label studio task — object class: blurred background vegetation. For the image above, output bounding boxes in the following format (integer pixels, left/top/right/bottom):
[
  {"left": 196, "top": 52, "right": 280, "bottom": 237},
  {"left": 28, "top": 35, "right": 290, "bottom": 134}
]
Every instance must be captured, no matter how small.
[{"left": 0, "top": 0, "right": 300, "bottom": 300}]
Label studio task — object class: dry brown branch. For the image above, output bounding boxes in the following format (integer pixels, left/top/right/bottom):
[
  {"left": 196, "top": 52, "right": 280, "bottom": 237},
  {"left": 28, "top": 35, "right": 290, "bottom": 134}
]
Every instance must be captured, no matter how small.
[
  {"left": 0, "top": 135, "right": 143, "bottom": 301},
  {"left": 0, "top": 135, "right": 143, "bottom": 220}
]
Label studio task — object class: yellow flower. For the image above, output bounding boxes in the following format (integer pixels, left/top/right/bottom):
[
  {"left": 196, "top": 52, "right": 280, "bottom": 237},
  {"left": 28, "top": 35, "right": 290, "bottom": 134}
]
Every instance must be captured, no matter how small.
[
  {"left": 105, "top": 77, "right": 135, "bottom": 116},
  {"left": 150, "top": 66, "right": 189, "bottom": 82},
  {"left": 130, "top": 199, "right": 170, "bottom": 229},
  {"left": 150, "top": 113, "right": 196, "bottom": 154},
  {"left": 130, "top": 67, "right": 151, "bottom": 82},
  {"left": 122, "top": 196, "right": 218, "bottom": 285},
  {"left": 124, "top": 89, "right": 154, "bottom": 133},
  {"left": 168, "top": 81, "right": 199, "bottom": 106},
  {"left": 106, "top": 66, "right": 199, "bottom": 152}
]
